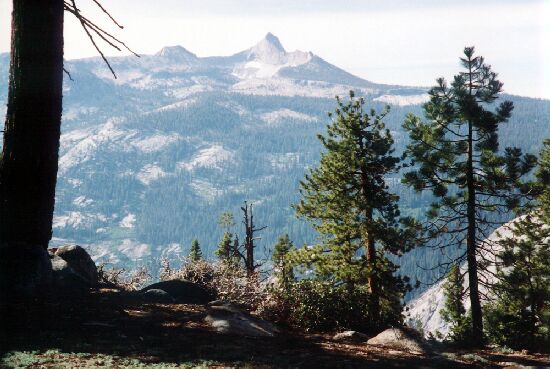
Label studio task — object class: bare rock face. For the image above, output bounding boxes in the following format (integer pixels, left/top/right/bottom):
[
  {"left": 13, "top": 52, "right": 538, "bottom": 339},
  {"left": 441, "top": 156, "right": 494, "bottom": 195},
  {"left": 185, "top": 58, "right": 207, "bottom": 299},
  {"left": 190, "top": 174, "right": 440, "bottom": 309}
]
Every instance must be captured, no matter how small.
[
  {"left": 367, "top": 327, "right": 431, "bottom": 355},
  {"left": 205, "top": 301, "right": 279, "bottom": 337},
  {"left": 53, "top": 245, "right": 98, "bottom": 286},
  {"left": 333, "top": 330, "right": 369, "bottom": 342}
]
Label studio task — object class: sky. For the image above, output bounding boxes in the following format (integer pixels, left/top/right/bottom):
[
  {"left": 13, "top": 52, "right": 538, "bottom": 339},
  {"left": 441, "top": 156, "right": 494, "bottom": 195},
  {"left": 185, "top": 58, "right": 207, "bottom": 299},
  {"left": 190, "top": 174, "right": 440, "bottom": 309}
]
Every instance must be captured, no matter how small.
[{"left": 1, "top": 0, "right": 549, "bottom": 99}]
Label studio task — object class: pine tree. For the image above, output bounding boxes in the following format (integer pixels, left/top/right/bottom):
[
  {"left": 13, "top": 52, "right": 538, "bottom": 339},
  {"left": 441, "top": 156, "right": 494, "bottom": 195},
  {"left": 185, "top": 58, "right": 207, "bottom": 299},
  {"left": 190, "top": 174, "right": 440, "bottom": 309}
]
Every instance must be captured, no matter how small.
[
  {"left": 216, "top": 232, "right": 233, "bottom": 260},
  {"left": 293, "top": 91, "right": 417, "bottom": 327},
  {"left": 232, "top": 235, "right": 241, "bottom": 264},
  {"left": 485, "top": 140, "right": 550, "bottom": 350},
  {"left": 272, "top": 234, "right": 295, "bottom": 289},
  {"left": 403, "top": 47, "right": 537, "bottom": 344},
  {"left": 0, "top": 1, "right": 64, "bottom": 249},
  {"left": 189, "top": 239, "right": 202, "bottom": 262},
  {"left": 441, "top": 264, "right": 470, "bottom": 343},
  {"left": 218, "top": 212, "right": 235, "bottom": 233}
]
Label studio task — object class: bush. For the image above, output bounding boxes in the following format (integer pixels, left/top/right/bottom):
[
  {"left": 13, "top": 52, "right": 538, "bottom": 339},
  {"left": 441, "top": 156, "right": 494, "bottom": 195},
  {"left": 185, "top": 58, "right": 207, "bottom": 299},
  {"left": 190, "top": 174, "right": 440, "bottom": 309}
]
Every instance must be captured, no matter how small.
[
  {"left": 267, "top": 279, "right": 401, "bottom": 332},
  {"left": 97, "top": 264, "right": 151, "bottom": 291},
  {"left": 485, "top": 302, "right": 549, "bottom": 352},
  {"left": 159, "top": 258, "right": 268, "bottom": 312}
]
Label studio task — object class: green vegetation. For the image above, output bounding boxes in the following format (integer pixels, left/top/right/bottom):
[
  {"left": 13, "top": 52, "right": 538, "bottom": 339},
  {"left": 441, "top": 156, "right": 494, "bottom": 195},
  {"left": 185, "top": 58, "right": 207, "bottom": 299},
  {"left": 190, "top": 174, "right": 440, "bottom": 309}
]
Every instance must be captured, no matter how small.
[
  {"left": 403, "top": 47, "right": 537, "bottom": 344},
  {"left": 189, "top": 239, "right": 203, "bottom": 261},
  {"left": 485, "top": 140, "right": 550, "bottom": 351},
  {"left": 440, "top": 264, "right": 471, "bottom": 344},
  {"left": 290, "top": 92, "right": 417, "bottom": 329},
  {"left": 271, "top": 233, "right": 295, "bottom": 291}
]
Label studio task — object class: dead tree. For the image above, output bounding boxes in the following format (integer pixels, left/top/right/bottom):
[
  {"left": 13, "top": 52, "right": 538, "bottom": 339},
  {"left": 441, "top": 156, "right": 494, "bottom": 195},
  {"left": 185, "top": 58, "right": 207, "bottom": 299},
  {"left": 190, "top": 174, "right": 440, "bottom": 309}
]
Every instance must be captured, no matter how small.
[{"left": 241, "top": 201, "right": 267, "bottom": 276}]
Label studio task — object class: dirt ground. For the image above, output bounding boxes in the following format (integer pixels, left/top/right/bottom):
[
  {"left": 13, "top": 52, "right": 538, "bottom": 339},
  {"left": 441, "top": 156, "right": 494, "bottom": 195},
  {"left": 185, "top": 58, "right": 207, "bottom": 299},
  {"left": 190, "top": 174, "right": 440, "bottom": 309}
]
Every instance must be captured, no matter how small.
[{"left": 1, "top": 289, "right": 548, "bottom": 368}]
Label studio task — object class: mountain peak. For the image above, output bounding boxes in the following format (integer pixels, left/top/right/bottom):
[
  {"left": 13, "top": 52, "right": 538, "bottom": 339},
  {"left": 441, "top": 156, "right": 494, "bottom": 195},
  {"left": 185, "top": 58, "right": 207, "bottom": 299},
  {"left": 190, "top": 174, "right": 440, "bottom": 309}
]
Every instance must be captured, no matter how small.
[
  {"left": 263, "top": 32, "right": 285, "bottom": 52},
  {"left": 156, "top": 45, "right": 197, "bottom": 60},
  {"left": 245, "top": 32, "right": 287, "bottom": 64}
]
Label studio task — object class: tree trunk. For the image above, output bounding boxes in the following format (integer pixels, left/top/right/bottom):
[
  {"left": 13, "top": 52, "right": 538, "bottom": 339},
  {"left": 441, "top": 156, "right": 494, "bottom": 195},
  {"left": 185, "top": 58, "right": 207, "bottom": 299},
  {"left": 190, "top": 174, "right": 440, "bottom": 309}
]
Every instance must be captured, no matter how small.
[
  {"left": 466, "top": 119, "right": 483, "bottom": 346},
  {"left": 365, "top": 230, "right": 380, "bottom": 325},
  {"left": 360, "top": 162, "right": 380, "bottom": 325},
  {"left": 242, "top": 202, "right": 254, "bottom": 276},
  {"left": 0, "top": 0, "right": 64, "bottom": 249}
]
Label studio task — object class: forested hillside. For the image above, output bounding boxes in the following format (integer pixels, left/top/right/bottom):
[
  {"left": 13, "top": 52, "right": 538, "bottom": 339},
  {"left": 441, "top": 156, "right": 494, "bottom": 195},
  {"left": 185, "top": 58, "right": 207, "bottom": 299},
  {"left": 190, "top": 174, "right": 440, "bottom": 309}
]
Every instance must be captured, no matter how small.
[{"left": 0, "top": 35, "right": 548, "bottom": 293}]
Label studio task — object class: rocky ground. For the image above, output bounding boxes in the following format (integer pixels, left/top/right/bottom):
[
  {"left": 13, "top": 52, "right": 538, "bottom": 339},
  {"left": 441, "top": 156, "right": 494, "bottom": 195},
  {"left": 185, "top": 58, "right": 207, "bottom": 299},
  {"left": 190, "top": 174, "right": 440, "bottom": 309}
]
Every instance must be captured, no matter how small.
[{"left": 1, "top": 288, "right": 548, "bottom": 369}]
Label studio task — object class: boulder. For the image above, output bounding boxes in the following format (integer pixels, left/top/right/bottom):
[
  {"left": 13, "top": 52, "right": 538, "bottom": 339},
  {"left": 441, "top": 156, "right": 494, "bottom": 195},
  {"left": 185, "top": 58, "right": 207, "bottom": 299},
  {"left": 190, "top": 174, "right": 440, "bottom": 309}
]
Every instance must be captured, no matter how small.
[
  {"left": 53, "top": 245, "right": 98, "bottom": 286},
  {"left": 0, "top": 244, "right": 53, "bottom": 300},
  {"left": 205, "top": 302, "right": 279, "bottom": 337},
  {"left": 141, "top": 288, "right": 176, "bottom": 303},
  {"left": 333, "top": 330, "right": 369, "bottom": 342},
  {"left": 140, "top": 279, "right": 214, "bottom": 304},
  {"left": 367, "top": 327, "right": 431, "bottom": 354},
  {"left": 50, "top": 254, "right": 91, "bottom": 292}
]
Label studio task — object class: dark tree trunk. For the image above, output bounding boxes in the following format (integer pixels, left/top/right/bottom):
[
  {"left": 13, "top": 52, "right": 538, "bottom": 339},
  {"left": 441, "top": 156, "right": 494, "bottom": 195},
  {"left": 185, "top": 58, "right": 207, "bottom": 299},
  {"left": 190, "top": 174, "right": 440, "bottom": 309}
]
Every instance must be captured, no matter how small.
[
  {"left": 466, "top": 119, "right": 483, "bottom": 346},
  {"left": 240, "top": 202, "right": 266, "bottom": 277},
  {"left": 360, "top": 163, "right": 380, "bottom": 325},
  {"left": 365, "top": 231, "right": 380, "bottom": 325},
  {"left": 0, "top": 0, "right": 64, "bottom": 249},
  {"left": 242, "top": 202, "right": 255, "bottom": 276}
]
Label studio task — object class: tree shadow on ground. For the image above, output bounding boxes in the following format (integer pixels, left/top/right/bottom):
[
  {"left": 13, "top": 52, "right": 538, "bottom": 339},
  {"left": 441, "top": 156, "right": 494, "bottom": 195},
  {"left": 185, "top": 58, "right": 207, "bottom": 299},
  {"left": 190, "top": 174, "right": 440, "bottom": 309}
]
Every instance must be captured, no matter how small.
[{"left": 0, "top": 289, "right": 501, "bottom": 368}]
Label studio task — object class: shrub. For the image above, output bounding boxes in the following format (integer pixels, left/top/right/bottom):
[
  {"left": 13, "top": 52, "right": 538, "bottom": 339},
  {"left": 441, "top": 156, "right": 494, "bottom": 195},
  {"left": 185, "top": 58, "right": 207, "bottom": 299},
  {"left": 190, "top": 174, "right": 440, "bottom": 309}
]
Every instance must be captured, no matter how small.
[
  {"left": 266, "top": 279, "right": 401, "bottom": 332},
  {"left": 160, "top": 258, "right": 268, "bottom": 312},
  {"left": 97, "top": 264, "right": 151, "bottom": 291}
]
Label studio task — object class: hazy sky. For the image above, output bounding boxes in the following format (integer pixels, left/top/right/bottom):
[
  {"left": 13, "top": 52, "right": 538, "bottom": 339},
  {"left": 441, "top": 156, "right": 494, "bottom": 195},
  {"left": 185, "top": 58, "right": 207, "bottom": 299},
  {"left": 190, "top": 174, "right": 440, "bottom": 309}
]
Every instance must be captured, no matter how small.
[{"left": 1, "top": 0, "right": 549, "bottom": 98}]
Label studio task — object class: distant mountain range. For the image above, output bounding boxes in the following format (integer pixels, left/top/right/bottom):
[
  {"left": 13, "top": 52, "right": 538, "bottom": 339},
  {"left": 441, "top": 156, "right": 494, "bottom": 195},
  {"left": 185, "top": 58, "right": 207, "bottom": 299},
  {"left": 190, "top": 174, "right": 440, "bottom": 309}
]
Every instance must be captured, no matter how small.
[{"left": 0, "top": 33, "right": 548, "bottom": 287}]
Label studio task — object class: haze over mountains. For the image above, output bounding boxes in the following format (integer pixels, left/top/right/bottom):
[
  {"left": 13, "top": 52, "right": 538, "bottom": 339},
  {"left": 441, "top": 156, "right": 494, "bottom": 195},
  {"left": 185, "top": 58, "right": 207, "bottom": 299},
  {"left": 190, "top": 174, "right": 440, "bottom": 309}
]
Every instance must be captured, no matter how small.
[{"left": 0, "top": 33, "right": 548, "bottom": 285}]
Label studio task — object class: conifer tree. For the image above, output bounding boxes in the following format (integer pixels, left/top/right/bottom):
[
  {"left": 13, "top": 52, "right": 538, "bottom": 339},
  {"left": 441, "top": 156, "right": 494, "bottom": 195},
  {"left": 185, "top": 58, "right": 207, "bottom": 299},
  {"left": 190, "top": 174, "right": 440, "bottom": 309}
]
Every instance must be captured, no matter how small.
[
  {"left": 441, "top": 264, "right": 470, "bottom": 343},
  {"left": 293, "top": 91, "right": 417, "bottom": 327},
  {"left": 189, "top": 239, "right": 202, "bottom": 262},
  {"left": 216, "top": 232, "right": 233, "bottom": 260},
  {"left": 272, "top": 234, "right": 295, "bottom": 290},
  {"left": 232, "top": 235, "right": 241, "bottom": 264},
  {"left": 402, "top": 47, "right": 537, "bottom": 344},
  {"left": 485, "top": 140, "right": 550, "bottom": 350}
]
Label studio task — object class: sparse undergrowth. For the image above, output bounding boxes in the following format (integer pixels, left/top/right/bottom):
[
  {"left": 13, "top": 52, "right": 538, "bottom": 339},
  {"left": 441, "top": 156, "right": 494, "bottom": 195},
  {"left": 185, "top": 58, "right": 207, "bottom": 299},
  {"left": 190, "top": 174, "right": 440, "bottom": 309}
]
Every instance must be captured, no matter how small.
[
  {"left": 1, "top": 350, "right": 222, "bottom": 369},
  {"left": 1, "top": 289, "right": 549, "bottom": 369}
]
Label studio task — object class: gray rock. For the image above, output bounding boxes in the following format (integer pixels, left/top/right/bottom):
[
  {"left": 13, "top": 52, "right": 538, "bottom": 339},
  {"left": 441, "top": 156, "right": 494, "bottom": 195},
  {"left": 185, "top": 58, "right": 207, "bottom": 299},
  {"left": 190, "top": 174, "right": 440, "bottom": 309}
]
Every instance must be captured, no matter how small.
[
  {"left": 50, "top": 254, "right": 91, "bottom": 292},
  {"left": 333, "top": 330, "right": 369, "bottom": 342},
  {"left": 0, "top": 244, "right": 53, "bottom": 300},
  {"left": 54, "top": 245, "right": 98, "bottom": 286},
  {"left": 141, "top": 288, "right": 176, "bottom": 303},
  {"left": 140, "top": 279, "right": 214, "bottom": 304},
  {"left": 367, "top": 327, "right": 431, "bottom": 354},
  {"left": 205, "top": 302, "right": 279, "bottom": 337}
]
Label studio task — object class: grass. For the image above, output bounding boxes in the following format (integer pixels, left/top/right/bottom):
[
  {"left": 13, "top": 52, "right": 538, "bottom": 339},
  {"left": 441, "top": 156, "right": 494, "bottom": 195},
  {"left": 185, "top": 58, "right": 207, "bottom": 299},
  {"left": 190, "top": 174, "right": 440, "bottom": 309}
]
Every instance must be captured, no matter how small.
[{"left": 1, "top": 350, "right": 225, "bottom": 368}]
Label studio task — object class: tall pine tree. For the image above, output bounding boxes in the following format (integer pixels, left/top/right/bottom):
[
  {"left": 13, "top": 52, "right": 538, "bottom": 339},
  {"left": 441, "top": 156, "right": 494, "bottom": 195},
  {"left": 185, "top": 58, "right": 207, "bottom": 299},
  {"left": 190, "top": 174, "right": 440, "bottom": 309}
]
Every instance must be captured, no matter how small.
[
  {"left": 485, "top": 140, "right": 550, "bottom": 350},
  {"left": 293, "top": 92, "right": 416, "bottom": 327},
  {"left": 403, "top": 47, "right": 537, "bottom": 344}
]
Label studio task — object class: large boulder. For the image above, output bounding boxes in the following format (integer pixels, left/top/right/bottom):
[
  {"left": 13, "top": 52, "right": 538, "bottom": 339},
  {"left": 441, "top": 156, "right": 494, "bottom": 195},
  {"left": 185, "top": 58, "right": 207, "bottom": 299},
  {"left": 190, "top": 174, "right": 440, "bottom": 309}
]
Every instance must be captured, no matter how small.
[
  {"left": 205, "top": 301, "right": 279, "bottom": 337},
  {"left": 0, "top": 244, "right": 53, "bottom": 300},
  {"left": 50, "top": 254, "right": 91, "bottom": 293},
  {"left": 367, "top": 327, "right": 432, "bottom": 354},
  {"left": 53, "top": 245, "right": 98, "bottom": 286},
  {"left": 140, "top": 279, "right": 214, "bottom": 304}
]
